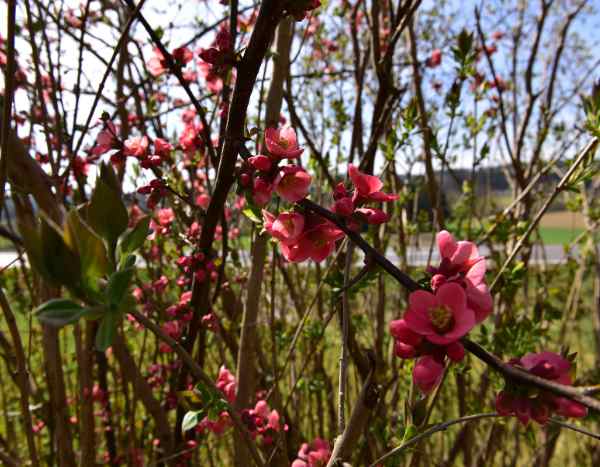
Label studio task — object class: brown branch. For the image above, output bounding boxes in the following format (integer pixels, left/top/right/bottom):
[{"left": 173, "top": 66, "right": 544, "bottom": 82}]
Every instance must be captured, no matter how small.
[
  {"left": 298, "top": 198, "right": 421, "bottom": 292},
  {"left": 0, "top": 288, "right": 39, "bottom": 467},
  {"left": 128, "top": 309, "right": 266, "bottom": 467},
  {"left": 0, "top": 0, "right": 17, "bottom": 214}
]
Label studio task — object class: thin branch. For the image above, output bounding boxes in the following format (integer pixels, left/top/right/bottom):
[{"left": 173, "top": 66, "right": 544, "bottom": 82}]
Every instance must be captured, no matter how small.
[
  {"left": 128, "top": 309, "right": 266, "bottom": 467},
  {"left": 369, "top": 413, "right": 500, "bottom": 467}
]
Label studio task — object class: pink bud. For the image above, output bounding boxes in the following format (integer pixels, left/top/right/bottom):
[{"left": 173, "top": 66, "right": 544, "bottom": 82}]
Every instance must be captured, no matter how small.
[
  {"left": 248, "top": 155, "right": 272, "bottom": 172},
  {"left": 394, "top": 341, "right": 416, "bottom": 359},
  {"left": 445, "top": 341, "right": 465, "bottom": 362},
  {"left": 333, "top": 197, "right": 354, "bottom": 217},
  {"left": 413, "top": 355, "right": 444, "bottom": 393},
  {"left": 431, "top": 273, "right": 447, "bottom": 290},
  {"left": 389, "top": 319, "right": 422, "bottom": 346},
  {"left": 240, "top": 173, "right": 251, "bottom": 186}
]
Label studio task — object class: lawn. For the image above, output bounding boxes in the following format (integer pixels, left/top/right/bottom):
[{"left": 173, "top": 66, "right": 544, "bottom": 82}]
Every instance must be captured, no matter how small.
[{"left": 538, "top": 226, "right": 583, "bottom": 244}]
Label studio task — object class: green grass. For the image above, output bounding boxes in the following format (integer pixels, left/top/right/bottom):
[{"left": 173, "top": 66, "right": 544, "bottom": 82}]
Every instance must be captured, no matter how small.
[{"left": 538, "top": 227, "right": 583, "bottom": 244}]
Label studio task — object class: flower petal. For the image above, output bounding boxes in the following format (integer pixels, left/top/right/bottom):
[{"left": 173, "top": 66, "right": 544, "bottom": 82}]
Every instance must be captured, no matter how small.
[{"left": 437, "top": 230, "right": 457, "bottom": 259}]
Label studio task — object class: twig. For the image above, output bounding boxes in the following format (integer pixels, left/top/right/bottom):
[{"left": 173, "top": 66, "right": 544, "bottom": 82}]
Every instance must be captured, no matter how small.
[
  {"left": 549, "top": 418, "right": 600, "bottom": 441},
  {"left": 0, "top": 288, "right": 39, "bottom": 467},
  {"left": 369, "top": 413, "right": 500, "bottom": 466},
  {"left": 298, "top": 199, "right": 421, "bottom": 292},
  {"left": 128, "top": 309, "right": 266, "bottom": 467},
  {"left": 490, "top": 137, "right": 598, "bottom": 291},
  {"left": 338, "top": 242, "right": 354, "bottom": 433}
]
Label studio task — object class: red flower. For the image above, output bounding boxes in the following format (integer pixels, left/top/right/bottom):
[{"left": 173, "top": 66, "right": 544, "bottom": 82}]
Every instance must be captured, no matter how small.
[{"left": 495, "top": 351, "right": 587, "bottom": 425}]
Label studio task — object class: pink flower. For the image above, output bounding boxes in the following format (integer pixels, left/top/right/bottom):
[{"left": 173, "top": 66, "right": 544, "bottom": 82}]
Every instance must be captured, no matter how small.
[
  {"left": 172, "top": 46, "right": 193, "bottom": 65},
  {"left": 274, "top": 166, "right": 311, "bottom": 202},
  {"left": 262, "top": 210, "right": 305, "bottom": 245},
  {"left": 252, "top": 178, "right": 274, "bottom": 206},
  {"left": 196, "top": 193, "right": 211, "bottom": 209},
  {"left": 404, "top": 283, "right": 475, "bottom": 345},
  {"left": 495, "top": 351, "right": 587, "bottom": 425},
  {"left": 123, "top": 136, "right": 149, "bottom": 159},
  {"left": 293, "top": 438, "right": 331, "bottom": 467},
  {"left": 147, "top": 47, "right": 167, "bottom": 77},
  {"left": 445, "top": 341, "right": 465, "bottom": 362},
  {"left": 354, "top": 207, "right": 389, "bottom": 225},
  {"left": 289, "top": 0, "right": 322, "bottom": 21},
  {"left": 432, "top": 230, "right": 493, "bottom": 323},
  {"left": 426, "top": 49, "right": 442, "bottom": 68},
  {"left": 280, "top": 216, "right": 344, "bottom": 263},
  {"left": 389, "top": 318, "right": 422, "bottom": 346},
  {"left": 198, "top": 62, "right": 223, "bottom": 93},
  {"left": 332, "top": 197, "right": 354, "bottom": 217},
  {"left": 215, "top": 366, "right": 236, "bottom": 403},
  {"left": 156, "top": 208, "right": 175, "bottom": 226},
  {"left": 154, "top": 138, "right": 172, "bottom": 156},
  {"left": 265, "top": 126, "right": 304, "bottom": 159},
  {"left": 413, "top": 355, "right": 444, "bottom": 393},
  {"left": 394, "top": 341, "right": 417, "bottom": 359},
  {"left": 92, "top": 121, "right": 119, "bottom": 156},
  {"left": 248, "top": 155, "right": 272, "bottom": 172},
  {"left": 348, "top": 164, "right": 398, "bottom": 203}
]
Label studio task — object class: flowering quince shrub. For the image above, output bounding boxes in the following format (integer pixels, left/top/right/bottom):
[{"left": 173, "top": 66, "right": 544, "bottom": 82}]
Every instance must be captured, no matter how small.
[{"left": 3, "top": 1, "right": 600, "bottom": 466}]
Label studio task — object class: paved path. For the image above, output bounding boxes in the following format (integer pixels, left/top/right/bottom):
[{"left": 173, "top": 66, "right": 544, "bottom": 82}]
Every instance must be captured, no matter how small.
[{"left": 393, "top": 244, "right": 577, "bottom": 266}]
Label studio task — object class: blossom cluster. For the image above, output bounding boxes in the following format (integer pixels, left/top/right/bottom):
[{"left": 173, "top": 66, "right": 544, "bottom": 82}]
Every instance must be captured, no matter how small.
[
  {"left": 197, "top": 23, "right": 233, "bottom": 93},
  {"left": 291, "top": 438, "right": 331, "bottom": 467},
  {"left": 239, "top": 126, "right": 311, "bottom": 206},
  {"left": 193, "top": 367, "right": 288, "bottom": 446},
  {"left": 259, "top": 143, "right": 399, "bottom": 263},
  {"left": 389, "top": 231, "right": 492, "bottom": 393},
  {"left": 495, "top": 352, "right": 587, "bottom": 425},
  {"left": 389, "top": 231, "right": 587, "bottom": 426},
  {"left": 331, "top": 164, "right": 398, "bottom": 228}
]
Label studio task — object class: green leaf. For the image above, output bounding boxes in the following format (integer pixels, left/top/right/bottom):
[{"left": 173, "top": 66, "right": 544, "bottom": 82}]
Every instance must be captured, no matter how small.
[
  {"left": 402, "top": 424, "right": 418, "bottom": 443},
  {"left": 106, "top": 267, "right": 134, "bottom": 309},
  {"left": 40, "top": 216, "right": 82, "bottom": 291},
  {"left": 123, "top": 255, "right": 136, "bottom": 269},
  {"left": 87, "top": 178, "right": 128, "bottom": 253},
  {"left": 118, "top": 216, "right": 150, "bottom": 260},
  {"left": 99, "top": 162, "right": 121, "bottom": 193},
  {"left": 35, "top": 299, "right": 88, "bottom": 327},
  {"left": 242, "top": 206, "right": 262, "bottom": 224},
  {"left": 17, "top": 218, "right": 49, "bottom": 280},
  {"left": 182, "top": 410, "right": 202, "bottom": 432},
  {"left": 95, "top": 311, "right": 118, "bottom": 351},
  {"left": 65, "top": 209, "right": 110, "bottom": 296}
]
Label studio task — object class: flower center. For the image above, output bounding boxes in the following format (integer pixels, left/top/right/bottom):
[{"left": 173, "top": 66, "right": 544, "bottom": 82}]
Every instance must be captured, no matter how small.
[
  {"left": 279, "top": 138, "right": 289, "bottom": 149},
  {"left": 428, "top": 305, "right": 454, "bottom": 333}
]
